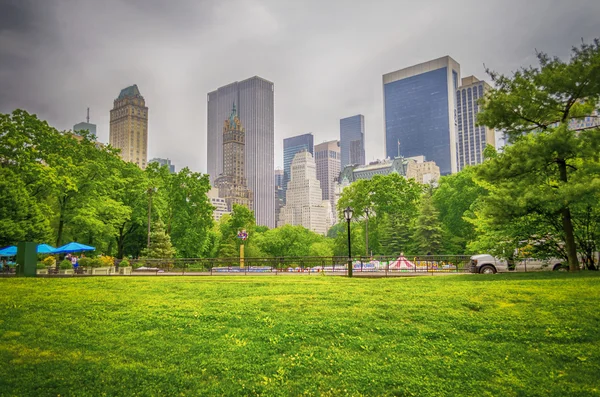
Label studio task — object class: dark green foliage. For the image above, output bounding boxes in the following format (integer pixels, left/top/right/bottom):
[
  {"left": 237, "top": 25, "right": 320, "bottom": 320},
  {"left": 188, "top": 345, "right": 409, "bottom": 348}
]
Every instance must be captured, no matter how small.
[
  {"left": 59, "top": 260, "right": 72, "bottom": 270},
  {"left": 141, "top": 220, "right": 176, "bottom": 258}
]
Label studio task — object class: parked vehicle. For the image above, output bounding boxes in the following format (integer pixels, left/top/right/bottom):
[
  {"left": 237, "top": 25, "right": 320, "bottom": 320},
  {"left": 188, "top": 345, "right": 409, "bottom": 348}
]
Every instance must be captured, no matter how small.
[{"left": 469, "top": 254, "right": 565, "bottom": 274}]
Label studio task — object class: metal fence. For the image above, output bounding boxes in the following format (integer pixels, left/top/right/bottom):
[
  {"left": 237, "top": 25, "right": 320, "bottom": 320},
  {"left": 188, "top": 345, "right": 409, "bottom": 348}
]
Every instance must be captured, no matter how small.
[{"left": 124, "top": 255, "right": 473, "bottom": 275}]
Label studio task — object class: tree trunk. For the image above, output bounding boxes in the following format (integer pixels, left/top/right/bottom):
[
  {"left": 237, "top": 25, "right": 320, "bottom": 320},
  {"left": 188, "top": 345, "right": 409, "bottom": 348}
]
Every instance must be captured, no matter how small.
[
  {"left": 557, "top": 159, "right": 579, "bottom": 271},
  {"left": 116, "top": 225, "right": 125, "bottom": 259}
]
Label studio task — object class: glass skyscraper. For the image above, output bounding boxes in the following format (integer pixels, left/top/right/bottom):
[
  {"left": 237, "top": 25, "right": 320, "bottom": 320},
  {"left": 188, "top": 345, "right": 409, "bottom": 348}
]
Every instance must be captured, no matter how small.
[
  {"left": 283, "top": 133, "right": 314, "bottom": 201},
  {"left": 456, "top": 76, "right": 496, "bottom": 171},
  {"left": 340, "top": 115, "right": 365, "bottom": 168},
  {"left": 383, "top": 56, "right": 460, "bottom": 175},
  {"left": 207, "top": 76, "right": 275, "bottom": 227}
]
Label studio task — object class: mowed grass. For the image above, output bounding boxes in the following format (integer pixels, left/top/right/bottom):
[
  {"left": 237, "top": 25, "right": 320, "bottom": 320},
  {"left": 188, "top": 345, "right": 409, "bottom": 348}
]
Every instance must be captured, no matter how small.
[{"left": 1, "top": 273, "right": 599, "bottom": 396}]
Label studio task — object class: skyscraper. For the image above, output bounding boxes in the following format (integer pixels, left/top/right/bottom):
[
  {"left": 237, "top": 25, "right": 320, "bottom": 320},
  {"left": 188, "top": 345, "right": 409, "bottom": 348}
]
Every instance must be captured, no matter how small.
[
  {"left": 149, "top": 158, "right": 176, "bottom": 173},
  {"left": 214, "top": 104, "right": 253, "bottom": 211},
  {"left": 282, "top": 133, "right": 314, "bottom": 201},
  {"left": 456, "top": 76, "right": 496, "bottom": 171},
  {"left": 109, "top": 84, "right": 148, "bottom": 168},
  {"left": 277, "top": 151, "right": 332, "bottom": 236},
  {"left": 73, "top": 108, "right": 97, "bottom": 137},
  {"left": 340, "top": 115, "right": 365, "bottom": 168},
  {"left": 314, "top": 140, "right": 340, "bottom": 223},
  {"left": 383, "top": 56, "right": 460, "bottom": 175},
  {"left": 274, "top": 169, "right": 285, "bottom": 225},
  {"left": 207, "top": 76, "right": 274, "bottom": 227}
]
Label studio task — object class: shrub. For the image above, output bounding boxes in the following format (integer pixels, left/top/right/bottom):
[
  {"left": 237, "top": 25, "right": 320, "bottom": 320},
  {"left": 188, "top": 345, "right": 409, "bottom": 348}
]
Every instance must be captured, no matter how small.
[
  {"left": 42, "top": 256, "right": 56, "bottom": 267},
  {"left": 59, "top": 260, "right": 72, "bottom": 270},
  {"left": 119, "top": 258, "right": 130, "bottom": 267},
  {"left": 89, "top": 258, "right": 103, "bottom": 268},
  {"left": 78, "top": 257, "right": 92, "bottom": 268},
  {"left": 36, "top": 262, "right": 46, "bottom": 269},
  {"left": 131, "top": 261, "right": 144, "bottom": 269},
  {"left": 98, "top": 256, "right": 114, "bottom": 267}
]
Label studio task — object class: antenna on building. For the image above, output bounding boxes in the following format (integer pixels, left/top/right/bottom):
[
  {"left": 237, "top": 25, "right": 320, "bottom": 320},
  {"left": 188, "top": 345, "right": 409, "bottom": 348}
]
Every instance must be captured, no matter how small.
[
  {"left": 397, "top": 139, "right": 401, "bottom": 158},
  {"left": 86, "top": 107, "right": 90, "bottom": 123}
]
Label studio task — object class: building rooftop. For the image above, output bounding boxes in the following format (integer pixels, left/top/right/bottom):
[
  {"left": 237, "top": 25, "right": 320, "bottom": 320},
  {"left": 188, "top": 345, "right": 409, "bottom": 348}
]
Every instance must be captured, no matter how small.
[{"left": 118, "top": 84, "right": 142, "bottom": 99}]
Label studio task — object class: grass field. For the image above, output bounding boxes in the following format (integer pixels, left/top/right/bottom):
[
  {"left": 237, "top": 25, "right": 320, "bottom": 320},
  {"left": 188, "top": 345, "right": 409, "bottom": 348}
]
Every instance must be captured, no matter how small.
[{"left": 1, "top": 273, "right": 599, "bottom": 396}]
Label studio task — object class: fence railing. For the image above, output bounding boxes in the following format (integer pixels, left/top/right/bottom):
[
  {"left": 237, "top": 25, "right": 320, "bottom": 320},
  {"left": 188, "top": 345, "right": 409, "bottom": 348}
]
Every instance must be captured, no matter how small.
[{"left": 123, "top": 255, "right": 473, "bottom": 275}]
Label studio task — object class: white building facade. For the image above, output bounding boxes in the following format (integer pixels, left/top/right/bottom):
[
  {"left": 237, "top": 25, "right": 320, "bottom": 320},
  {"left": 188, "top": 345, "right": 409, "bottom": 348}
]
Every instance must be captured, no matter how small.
[{"left": 277, "top": 151, "right": 332, "bottom": 235}]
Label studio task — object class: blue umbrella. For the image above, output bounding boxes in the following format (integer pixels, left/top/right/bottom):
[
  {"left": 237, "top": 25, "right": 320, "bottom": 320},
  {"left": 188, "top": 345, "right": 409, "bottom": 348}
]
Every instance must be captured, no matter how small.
[
  {"left": 53, "top": 242, "right": 95, "bottom": 254},
  {"left": 0, "top": 246, "right": 17, "bottom": 257},
  {"left": 37, "top": 244, "right": 57, "bottom": 254}
]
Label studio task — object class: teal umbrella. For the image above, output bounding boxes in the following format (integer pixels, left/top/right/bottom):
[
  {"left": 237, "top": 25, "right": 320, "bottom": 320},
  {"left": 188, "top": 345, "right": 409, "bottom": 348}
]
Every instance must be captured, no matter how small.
[
  {"left": 37, "top": 244, "right": 56, "bottom": 254},
  {"left": 0, "top": 246, "right": 17, "bottom": 257},
  {"left": 53, "top": 242, "right": 95, "bottom": 254}
]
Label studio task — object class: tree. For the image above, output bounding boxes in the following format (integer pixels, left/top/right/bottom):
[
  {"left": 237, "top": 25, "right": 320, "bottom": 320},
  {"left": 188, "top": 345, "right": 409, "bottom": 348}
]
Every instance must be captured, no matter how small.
[
  {"left": 141, "top": 220, "right": 176, "bottom": 258},
  {"left": 145, "top": 164, "right": 214, "bottom": 258},
  {"left": 432, "top": 168, "right": 487, "bottom": 254},
  {"left": 477, "top": 39, "right": 600, "bottom": 271},
  {"left": 413, "top": 192, "right": 443, "bottom": 254},
  {"left": 255, "top": 224, "right": 328, "bottom": 257},
  {"left": 0, "top": 167, "right": 51, "bottom": 246}
]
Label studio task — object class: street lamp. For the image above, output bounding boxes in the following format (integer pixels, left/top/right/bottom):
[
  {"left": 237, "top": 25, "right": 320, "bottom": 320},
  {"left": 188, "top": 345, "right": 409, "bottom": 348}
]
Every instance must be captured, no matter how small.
[{"left": 344, "top": 206, "right": 353, "bottom": 278}]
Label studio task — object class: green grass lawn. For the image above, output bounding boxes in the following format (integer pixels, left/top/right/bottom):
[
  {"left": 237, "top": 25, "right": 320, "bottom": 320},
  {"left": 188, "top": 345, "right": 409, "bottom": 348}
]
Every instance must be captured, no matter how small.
[{"left": 1, "top": 273, "right": 599, "bottom": 396}]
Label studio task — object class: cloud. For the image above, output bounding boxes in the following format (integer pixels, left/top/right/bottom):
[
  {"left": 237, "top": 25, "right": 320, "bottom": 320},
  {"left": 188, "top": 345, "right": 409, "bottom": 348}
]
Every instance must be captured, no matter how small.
[{"left": 0, "top": 0, "right": 598, "bottom": 171}]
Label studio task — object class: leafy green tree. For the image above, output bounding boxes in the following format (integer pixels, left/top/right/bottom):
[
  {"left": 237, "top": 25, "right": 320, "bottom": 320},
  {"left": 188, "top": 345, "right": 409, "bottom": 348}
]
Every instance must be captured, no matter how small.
[
  {"left": 432, "top": 168, "right": 487, "bottom": 254},
  {"left": 141, "top": 220, "right": 176, "bottom": 258},
  {"left": 477, "top": 39, "right": 600, "bottom": 271},
  {"left": 255, "top": 224, "right": 328, "bottom": 257},
  {"left": 413, "top": 192, "right": 444, "bottom": 254},
  {"left": 0, "top": 167, "right": 51, "bottom": 246}
]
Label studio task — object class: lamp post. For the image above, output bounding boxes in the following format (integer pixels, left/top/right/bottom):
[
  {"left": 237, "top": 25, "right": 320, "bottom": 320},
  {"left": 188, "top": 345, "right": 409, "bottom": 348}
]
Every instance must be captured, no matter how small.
[{"left": 344, "top": 206, "right": 354, "bottom": 277}]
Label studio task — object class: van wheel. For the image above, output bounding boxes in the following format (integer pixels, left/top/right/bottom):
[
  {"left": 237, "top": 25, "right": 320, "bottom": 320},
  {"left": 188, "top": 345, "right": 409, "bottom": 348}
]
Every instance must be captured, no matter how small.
[
  {"left": 479, "top": 265, "right": 496, "bottom": 274},
  {"left": 553, "top": 263, "right": 567, "bottom": 272}
]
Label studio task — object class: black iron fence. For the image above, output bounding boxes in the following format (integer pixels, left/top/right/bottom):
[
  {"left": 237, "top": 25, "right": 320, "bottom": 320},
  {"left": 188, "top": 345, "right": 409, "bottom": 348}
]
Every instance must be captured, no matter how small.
[{"left": 123, "top": 255, "right": 473, "bottom": 275}]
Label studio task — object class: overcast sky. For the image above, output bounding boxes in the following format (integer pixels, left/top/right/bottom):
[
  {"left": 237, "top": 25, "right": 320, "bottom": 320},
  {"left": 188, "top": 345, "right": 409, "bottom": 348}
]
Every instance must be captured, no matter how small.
[{"left": 1, "top": 0, "right": 598, "bottom": 172}]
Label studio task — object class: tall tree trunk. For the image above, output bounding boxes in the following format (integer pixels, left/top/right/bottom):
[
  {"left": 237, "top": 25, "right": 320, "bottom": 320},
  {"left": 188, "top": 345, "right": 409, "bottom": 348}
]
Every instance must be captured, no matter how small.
[
  {"left": 558, "top": 159, "right": 579, "bottom": 271},
  {"left": 56, "top": 197, "right": 67, "bottom": 247},
  {"left": 116, "top": 225, "right": 125, "bottom": 259}
]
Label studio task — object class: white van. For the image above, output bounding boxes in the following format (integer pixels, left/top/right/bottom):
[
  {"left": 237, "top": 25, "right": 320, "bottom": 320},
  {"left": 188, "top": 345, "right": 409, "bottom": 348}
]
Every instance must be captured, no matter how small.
[{"left": 469, "top": 254, "right": 565, "bottom": 274}]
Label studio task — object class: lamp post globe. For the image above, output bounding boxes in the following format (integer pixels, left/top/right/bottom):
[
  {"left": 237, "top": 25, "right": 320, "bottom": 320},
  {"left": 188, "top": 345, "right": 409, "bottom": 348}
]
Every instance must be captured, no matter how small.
[{"left": 344, "top": 207, "right": 353, "bottom": 277}]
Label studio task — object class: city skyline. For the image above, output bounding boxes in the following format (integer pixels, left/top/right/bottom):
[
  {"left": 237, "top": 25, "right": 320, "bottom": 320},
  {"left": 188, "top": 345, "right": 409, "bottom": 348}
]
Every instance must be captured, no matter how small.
[{"left": 0, "top": 1, "right": 597, "bottom": 173}]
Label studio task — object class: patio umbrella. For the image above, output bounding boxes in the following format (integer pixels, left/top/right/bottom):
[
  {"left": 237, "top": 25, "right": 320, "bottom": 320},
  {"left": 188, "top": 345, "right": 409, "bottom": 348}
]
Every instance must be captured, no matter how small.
[
  {"left": 37, "top": 244, "right": 57, "bottom": 254},
  {"left": 0, "top": 246, "right": 17, "bottom": 257},
  {"left": 53, "top": 242, "right": 95, "bottom": 254}
]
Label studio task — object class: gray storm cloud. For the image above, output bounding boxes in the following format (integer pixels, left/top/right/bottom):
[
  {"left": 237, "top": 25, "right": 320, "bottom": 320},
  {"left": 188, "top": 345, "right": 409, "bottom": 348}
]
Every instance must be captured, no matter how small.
[{"left": 1, "top": 0, "right": 598, "bottom": 171}]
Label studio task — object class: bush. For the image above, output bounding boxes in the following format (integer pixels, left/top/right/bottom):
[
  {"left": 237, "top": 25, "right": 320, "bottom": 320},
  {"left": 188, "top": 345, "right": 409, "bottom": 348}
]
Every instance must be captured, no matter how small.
[
  {"left": 36, "top": 262, "right": 46, "bottom": 269},
  {"left": 42, "top": 256, "right": 56, "bottom": 267},
  {"left": 119, "top": 258, "right": 130, "bottom": 267},
  {"left": 132, "top": 261, "right": 144, "bottom": 269},
  {"left": 89, "top": 258, "right": 103, "bottom": 268},
  {"left": 59, "top": 259, "right": 72, "bottom": 270},
  {"left": 98, "top": 256, "right": 114, "bottom": 267},
  {"left": 78, "top": 257, "right": 92, "bottom": 268}
]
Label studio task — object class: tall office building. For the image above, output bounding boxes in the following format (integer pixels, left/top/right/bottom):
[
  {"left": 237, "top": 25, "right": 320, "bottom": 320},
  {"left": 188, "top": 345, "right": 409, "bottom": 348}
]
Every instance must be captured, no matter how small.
[
  {"left": 214, "top": 104, "right": 253, "bottom": 211},
  {"left": 74, "top": 108, "right": 97, "bottom": 137},
  {"left": 456, "top": 76, "right": 496, "bottom": 171},
  {"left": 383, "top": 56, "right": 460, "bottom": 175},
  {"left": 207, "top": 76, "right": 274, "bottom": 227},
  {"left": 314, "top": 140, "right": 340, "bottom": 223},
  {"left": 149, "top": 158, "right": 176, "bottom": 173},
  {"left": 109, "top": 84, "right": 148, "bottom": 168},
  {"left": 274, "top": 169, "right": 285, "bottom": 225},
  {"left": 283, "top": 133, "right": 314, "bottom": 201},
  {"left": 340, "top": 115, "right": 365, "bottom": 168},
  {"left": 277, "top": 151, "right": 332, "bottom": 235}
]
